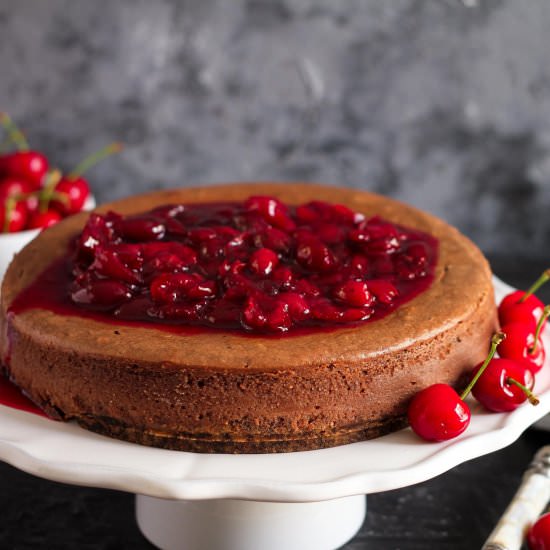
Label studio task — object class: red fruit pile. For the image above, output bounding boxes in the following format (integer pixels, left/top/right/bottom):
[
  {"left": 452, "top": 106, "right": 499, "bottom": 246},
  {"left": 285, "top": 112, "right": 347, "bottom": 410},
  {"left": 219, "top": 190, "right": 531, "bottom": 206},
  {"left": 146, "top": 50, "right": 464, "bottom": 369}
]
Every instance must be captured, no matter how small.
[
  {"left": 0, "top": 112, "right": 121, "bottom": 233},
  {"left": 408, "top": 270, "right": 549, "bottom": 442},
  {"left": 68, "top": 197, "right": 438, "bottom": 334}
]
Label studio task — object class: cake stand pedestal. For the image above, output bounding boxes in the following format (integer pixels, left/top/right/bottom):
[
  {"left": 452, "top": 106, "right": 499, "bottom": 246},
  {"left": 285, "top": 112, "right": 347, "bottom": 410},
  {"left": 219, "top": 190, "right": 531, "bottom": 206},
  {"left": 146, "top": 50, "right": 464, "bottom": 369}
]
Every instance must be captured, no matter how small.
[
  {"left": 136, "top": 494, "right": 366, "bottom": 550},
  {"left": 1, "top": 278, "right": 550, "bottom": 550}
]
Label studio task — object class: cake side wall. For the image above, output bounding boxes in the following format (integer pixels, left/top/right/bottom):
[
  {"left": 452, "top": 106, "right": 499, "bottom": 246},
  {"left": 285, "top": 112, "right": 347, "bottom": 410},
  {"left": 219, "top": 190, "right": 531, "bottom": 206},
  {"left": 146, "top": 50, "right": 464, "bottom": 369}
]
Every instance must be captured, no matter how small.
[{"left": 3, "top": 283, "right": 497, "bottom": 453}]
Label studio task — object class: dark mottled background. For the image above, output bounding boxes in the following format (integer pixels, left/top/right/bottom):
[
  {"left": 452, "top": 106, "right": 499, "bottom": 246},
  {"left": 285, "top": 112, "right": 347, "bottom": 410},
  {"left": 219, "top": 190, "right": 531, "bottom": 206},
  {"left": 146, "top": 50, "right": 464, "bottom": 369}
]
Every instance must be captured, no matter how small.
[
  {"left": 1, "top": 1, "right": 550, "bottom": 548},
  {"left": 1, "top": 0, "right": 549, "bottom": 261}
]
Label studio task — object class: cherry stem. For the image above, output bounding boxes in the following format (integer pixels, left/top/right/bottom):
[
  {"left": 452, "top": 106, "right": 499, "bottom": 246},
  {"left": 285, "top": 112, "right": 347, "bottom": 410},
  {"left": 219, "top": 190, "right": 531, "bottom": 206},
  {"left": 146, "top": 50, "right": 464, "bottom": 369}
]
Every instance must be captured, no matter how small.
[
  {"left": 506, "top": 377, "right": 540, "bottom": 406},
  {"left": 460, "top": 332, "right": 505, "bottom": 400},
  {"left": 529, "top": 304, "right": 550, "bottom": 354},
  {"left": 39, "top": 170, "right": 62, "bottom": 214},
  {"left": 0, "top": 134, "right": 15, "bottom": 153},
  {"left": 2, "top": 196, "right": 15, "bottom": 233},
  {"left": 520, "top": 269, "right": 550, "bottom": 303},
  {"left": 0, "top": 112, "right": 29, "bottom": 151},
  {"left": 68, "top": 142, "right": 123, "bottom": 180}
]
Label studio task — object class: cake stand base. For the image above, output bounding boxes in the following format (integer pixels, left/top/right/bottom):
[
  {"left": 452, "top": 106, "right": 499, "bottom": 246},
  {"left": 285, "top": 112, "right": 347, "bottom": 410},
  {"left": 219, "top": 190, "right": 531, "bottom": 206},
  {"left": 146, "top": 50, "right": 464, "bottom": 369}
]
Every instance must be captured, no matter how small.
[{"left": 136, "top": 494, "right": 366, "bottom": 550}]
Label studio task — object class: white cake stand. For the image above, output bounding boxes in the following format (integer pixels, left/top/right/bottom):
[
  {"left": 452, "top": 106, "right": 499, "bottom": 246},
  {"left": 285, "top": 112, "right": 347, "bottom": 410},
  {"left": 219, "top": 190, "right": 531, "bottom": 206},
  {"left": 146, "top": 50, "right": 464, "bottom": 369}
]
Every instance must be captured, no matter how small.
[{"left": 1, "top": 278, "right": 550, "bottom": 550}]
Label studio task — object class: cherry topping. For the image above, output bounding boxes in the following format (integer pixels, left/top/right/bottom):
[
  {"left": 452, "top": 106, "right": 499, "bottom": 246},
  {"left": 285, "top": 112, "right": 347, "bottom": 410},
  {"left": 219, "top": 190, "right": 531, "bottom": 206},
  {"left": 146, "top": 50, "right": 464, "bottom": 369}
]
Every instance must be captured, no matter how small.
[
  {"left": 242, "top": 294, "right": 292, "bottom": 332},
  {"left": 367, "top": 279, "right": 399, "bottom": 304},
  {"left": 14, "top": 197, "right": 438, "bottom": 335},
  {"left": 249, "top": 248, "right": 279, "bottom": 276},
  {"left": 334, "top": 280, "right": 375, "bottom": 307},
  {"left": 150, "top": 273, "right": 209, "bottom": 303},
  {"left": 71, "top": 278, "right": 131, "bottom": 308},
  {"left": 90, "top": 245, "right": 142, "bottom": 284},
  {"left": 528, "top": 512, "right": 550, "bottom": 550},
  {"left": 296, "top": 234, "right": 337, "bottom": 272},
  {"left": 245, "top": 196, "right": 296, "bottom": 231},
  {"left": 119, "top": 216, "right": 166, "bottom": 241}
]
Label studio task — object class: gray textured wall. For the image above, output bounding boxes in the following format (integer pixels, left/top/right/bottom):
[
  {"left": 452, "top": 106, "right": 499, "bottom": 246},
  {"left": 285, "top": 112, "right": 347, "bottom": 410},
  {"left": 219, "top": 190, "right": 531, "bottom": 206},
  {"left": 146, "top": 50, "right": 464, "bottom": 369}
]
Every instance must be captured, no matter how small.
[{"left": 1, "top": 0, "right": 549, "bottom": 260}]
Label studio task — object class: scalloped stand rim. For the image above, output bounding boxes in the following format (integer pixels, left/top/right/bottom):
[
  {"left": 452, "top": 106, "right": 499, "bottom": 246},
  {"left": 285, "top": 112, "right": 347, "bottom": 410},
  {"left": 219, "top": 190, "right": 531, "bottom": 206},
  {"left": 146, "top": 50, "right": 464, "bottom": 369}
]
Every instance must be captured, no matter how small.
[{"left": 136, "top": 494, "right": 366, "bottom": 550}]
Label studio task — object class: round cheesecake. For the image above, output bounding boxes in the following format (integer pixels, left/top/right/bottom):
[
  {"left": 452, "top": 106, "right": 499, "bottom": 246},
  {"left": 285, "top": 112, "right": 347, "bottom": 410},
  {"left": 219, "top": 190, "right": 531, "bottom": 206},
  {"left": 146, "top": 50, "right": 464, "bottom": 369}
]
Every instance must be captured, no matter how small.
[{"left": 0, "top": 183, "right": 497, "bottom": 453}]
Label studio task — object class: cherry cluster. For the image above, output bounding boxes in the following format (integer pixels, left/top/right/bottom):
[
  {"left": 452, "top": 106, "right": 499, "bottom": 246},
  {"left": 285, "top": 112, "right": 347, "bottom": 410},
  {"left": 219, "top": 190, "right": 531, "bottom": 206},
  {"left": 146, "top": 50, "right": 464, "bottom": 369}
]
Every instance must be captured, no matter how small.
[
  {"left": 408, "top": 269, "right": 549, "bottom": 442},
  {"left": 0, "top": 113, "right": 121, "bottom": 233},
  {"left": 68, "top": 197, "right": 438, "bottom": 333}
]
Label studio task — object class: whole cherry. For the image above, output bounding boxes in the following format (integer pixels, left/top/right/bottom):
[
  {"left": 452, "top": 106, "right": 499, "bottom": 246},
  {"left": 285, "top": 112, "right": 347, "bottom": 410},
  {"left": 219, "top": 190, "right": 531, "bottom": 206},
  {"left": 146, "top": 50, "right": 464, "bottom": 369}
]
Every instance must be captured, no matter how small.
[
  {"left": 498, "top": 269, "right": 550, "bottom": 329},
  {"left": 0, "top": 151, "right": 48, "bottom": 189},
  {"left": 0, "top": 196, "right": 28, "bottom": 233},
  {"left": 470, "top": 358, "right": 538, "bottom": 412},
  {"left": 0, "top": 113, "right": 48, "bottom": 188},
  {"left": 0, "top": 177, "right": 39, "bottom": 219},
  {"left": 51, "top": 176, "right": 90, "bottom": 215},
  {"left": 50, "top": 142, "right": 122, "bottom": 215},
  {"left": 527, "top": 512, "right": 550, "bottom": 550},
  {"left": 498, "top": 306, "right": 550, "bottom": 374},
  {"left": 407, "top": 383, "right": 471, "bottom": 442},
  {"left": 408, "top": 332, "right": 503, "bottom": 442},
  {"left": 27, "top": 209, "right": 63, "bottom": 230},
  {"left": 0, "top": 177, "right": 35, "bottom": 200}
]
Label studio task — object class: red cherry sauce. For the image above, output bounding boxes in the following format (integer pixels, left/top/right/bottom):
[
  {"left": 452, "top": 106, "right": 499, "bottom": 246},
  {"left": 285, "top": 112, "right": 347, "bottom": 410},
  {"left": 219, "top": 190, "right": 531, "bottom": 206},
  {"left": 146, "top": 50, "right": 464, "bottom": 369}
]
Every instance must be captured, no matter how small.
[
  {"left": 8, "top": 197, "right": 438, "bottom": 335},
  {"left": 0, "top": 375, "right": 46, "bottom": 416}
]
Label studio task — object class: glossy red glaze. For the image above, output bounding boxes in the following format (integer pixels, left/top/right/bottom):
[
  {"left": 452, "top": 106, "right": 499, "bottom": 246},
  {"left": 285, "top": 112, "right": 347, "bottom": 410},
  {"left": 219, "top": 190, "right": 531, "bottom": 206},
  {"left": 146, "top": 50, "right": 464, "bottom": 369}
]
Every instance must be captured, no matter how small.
[
  {"left": 0, "top": 374, "right": 47, "bottom": 417},
  {"left": 9, "top": 198, "right": 439, "bottom": 335},
  {"left": 407, "top": 383, "right": 471, "bottom": 442}
]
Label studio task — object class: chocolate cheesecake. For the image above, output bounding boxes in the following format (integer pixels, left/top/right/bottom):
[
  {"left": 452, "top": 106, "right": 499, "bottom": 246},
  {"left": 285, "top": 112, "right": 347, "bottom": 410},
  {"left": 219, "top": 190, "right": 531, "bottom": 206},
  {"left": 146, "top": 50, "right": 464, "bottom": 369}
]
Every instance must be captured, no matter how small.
[{"left": 0, "top": 183, "right": 497, "bottom": 453}]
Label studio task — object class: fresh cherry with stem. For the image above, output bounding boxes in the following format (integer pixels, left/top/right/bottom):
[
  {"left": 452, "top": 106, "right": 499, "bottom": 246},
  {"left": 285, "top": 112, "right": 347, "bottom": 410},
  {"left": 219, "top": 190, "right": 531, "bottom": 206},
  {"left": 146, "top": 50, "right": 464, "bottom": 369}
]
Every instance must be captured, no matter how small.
[
  {"left": 0, "top": 194, "right": 28, "bottom": 233},
  {"left": 499, "top": 305, "right": 550, "bottom": 374},
  {"left": 0, "top": 113, "right": 48, "bottom": 189},
  {"left": 470, "top": 357, "right": 539, "bottom": 412},
  {"left": 36, "top": 170, "right": 65, "bottom": 214},
  {"left": 499, "top": 269, "right": 550, "bottom": 329},
  {"left": 528, "top": 512, "right": 550, "bottom": 550},
  {"left": 408, "top": 332, "right": 504, "bottom": 442},
  {"left": 51, "top": 142, "right": 122, "bottom": 215},
  {"left": 0, "top": 177, "right": 35, "bottom": 200},
  {"left": 407, "top": 383, "right": 471, "bottom": 442}
]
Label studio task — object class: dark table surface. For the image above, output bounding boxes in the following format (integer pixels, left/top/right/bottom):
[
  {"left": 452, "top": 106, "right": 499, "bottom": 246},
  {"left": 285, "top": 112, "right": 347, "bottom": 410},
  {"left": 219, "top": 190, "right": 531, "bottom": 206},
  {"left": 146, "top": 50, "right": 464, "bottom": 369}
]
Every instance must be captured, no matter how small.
[{"left": 1, "top": 257, "right": 549, "bottom": 550}]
